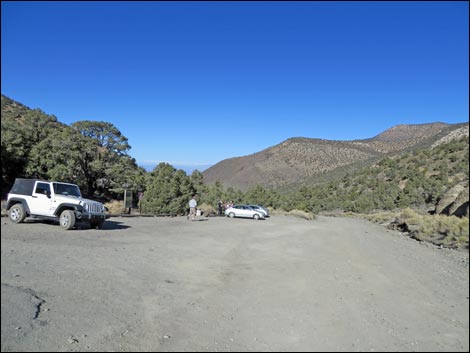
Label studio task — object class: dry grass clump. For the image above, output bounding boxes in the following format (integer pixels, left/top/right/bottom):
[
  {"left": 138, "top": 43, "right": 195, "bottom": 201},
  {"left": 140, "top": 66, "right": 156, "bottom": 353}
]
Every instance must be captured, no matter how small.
[
  {"left": 361, "top": 208, "right": 469, "bottom": 250},
  {"left": 198, "top": 203, "right": 217, "bottom": 216},
  {"left": 271, "top": 209, "right": 316, "bottom": 220},
  {"left": 104, "top": 200, "right": 123, "bottom": 215},
  {"left": 400, "top": 208, "right": 468, "bottom": 248},
  {"left": 288, "top": 209, "right": 316, "bottom": 220},
  {"left": 366, "top": 211, "right": 398, "bottom": 224}
]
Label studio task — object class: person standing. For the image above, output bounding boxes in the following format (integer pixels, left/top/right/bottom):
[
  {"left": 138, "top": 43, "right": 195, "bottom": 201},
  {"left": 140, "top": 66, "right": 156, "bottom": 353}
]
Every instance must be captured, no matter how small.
[
  {"left": 189, "top": 195, "right": 197, "bottom": 221},
  {"left": 217, "top": 200, "right": 223, "bottom": 216}
]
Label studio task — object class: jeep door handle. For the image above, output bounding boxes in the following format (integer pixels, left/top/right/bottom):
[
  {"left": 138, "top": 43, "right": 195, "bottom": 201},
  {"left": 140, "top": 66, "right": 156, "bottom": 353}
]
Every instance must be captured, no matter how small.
[{"left": 32, "top": 196, "right": 38, "bottom": 198}]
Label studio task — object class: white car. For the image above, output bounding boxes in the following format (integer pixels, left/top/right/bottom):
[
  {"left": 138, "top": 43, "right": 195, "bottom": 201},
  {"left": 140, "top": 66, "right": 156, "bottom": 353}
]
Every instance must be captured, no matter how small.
[
  {"left": 246, "top": 204, "right": 269, "bottom": 217},
  {"left": 225, "top": 205, "right": 265, "bottom": 220}
]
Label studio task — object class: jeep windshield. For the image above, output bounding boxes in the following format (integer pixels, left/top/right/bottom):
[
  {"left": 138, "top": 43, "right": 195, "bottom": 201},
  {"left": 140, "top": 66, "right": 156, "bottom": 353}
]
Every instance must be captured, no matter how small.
[{"left": 52, "top": 183, "right": 82, "bottom": 197}]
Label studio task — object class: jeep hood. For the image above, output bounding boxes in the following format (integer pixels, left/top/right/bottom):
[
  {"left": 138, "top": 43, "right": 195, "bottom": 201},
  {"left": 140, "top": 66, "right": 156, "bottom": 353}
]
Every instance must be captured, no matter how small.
[{"left": 54, "top": 195, "right": 102, "bottom": 205}]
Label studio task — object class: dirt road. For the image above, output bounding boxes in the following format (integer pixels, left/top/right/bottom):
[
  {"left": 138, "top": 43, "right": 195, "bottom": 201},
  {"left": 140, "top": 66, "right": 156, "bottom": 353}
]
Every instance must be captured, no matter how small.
[{"left": 1, "top": 215, "right": 468, "bottom": 352}]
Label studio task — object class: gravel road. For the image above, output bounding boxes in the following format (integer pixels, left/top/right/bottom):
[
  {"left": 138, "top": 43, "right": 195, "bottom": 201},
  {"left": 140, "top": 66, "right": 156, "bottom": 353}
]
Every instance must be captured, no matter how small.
[{"left": 1, "top": 215, "right": 469, "bottom": 352}]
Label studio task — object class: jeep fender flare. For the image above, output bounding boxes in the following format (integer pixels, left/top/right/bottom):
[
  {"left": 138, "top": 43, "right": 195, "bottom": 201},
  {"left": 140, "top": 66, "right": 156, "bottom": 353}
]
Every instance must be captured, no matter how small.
[
  {"left": 5, "top": 198, "right": 31, "bottom": 215},
  {"left": 54, "top": 203, "right": 84, "bottom": 217}
]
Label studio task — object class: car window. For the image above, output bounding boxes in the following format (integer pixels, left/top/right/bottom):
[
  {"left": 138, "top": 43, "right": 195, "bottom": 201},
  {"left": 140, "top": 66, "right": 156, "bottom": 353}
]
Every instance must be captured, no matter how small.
[
  {"left": 53, "top": 183, "right": 81, "bottom": 197},
  {"left": 35, "top": 183, "right": 50, "bottom": 195}
]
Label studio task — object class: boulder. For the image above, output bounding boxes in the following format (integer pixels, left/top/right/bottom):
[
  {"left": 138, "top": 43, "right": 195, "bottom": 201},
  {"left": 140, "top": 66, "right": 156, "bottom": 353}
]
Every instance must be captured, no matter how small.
[
  {"left": 448, "top": 186, "right": 469, "bottom": 217},
  {"left": 435, "top": 184, "right": 468, "bottom": 216}
]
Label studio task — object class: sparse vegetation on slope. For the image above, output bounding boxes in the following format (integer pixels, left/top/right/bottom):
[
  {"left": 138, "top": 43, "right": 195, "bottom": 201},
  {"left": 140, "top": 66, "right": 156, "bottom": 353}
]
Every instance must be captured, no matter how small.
[
  {"left": 203, "top": 122, "right": 467, "bottom": 192},
  {"left": 354, "top": 123, "right": 451, "bottom": 153},
  {"left": 285, "top": 135, "right": 469, "bottom": 215}
]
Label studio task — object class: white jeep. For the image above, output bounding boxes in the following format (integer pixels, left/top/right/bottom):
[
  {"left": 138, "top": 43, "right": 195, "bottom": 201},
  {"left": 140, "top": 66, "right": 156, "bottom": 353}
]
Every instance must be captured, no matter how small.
[{"left": 5, "top": 178, "right": 108, "bottom": 230}]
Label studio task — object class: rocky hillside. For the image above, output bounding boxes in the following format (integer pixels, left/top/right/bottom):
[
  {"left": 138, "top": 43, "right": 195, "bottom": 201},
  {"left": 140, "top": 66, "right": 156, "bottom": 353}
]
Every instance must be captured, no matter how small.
[
  {"left": 431, "top": 124, "right": 469, "bottom": 148},
  {"left": 351, "top": 122, "right": 455, "bottom": 153},
  {"left": 203, "top": 138, "right": 381, "bottom": 191},
  {"left": 203, "top": 122, "right": 468, "bottom": 191},
  {"left": 318, "top": 135, "right": 469, "bottom": 217}
]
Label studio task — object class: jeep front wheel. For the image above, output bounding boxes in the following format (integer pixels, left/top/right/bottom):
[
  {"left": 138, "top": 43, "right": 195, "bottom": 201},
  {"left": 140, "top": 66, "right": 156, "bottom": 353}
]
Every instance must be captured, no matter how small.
[
  {"left": 9, "top": 204, "right": 26, "bottom": 224},
  {"left": 60, "top": 210, "right": 76, "bottom": 230}
]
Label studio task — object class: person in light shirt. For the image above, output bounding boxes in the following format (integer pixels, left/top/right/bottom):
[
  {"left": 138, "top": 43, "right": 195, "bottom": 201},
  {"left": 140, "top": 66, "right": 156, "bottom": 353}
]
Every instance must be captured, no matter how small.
[{"left": 188, "top": 195, "right": 197, "bottom": 221}]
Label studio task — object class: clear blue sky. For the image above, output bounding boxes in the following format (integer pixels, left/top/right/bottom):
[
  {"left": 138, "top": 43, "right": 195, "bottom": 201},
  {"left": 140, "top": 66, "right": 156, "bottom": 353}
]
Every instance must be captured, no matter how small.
[{"left": 2, "top": 1, "right": 468, "bottom": 172}]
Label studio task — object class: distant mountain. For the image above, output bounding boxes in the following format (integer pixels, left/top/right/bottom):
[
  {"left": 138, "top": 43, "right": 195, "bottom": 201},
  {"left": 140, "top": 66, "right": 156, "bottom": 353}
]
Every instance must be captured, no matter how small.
[
  {"left": 139, "top": 162, "right": 212, "bottom": 175},
  {"left": 203, "top": 122, "right": 469, "bottom": 191}
]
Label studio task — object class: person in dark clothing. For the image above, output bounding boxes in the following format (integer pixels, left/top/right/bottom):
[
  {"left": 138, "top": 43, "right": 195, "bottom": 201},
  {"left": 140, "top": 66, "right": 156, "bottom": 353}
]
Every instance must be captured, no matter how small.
[{"left": 218, "top": 200, "right": 223, "bottom": 216}]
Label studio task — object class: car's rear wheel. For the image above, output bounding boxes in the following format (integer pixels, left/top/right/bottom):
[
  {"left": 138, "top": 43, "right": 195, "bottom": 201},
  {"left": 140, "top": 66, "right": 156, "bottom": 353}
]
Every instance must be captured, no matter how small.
[
  {"left": 9, "top": 204, "right": 26, "bottom": 223},
  {"left": 60, "top": 210, "right": 76, "bottom": 230},
  {"left": 229, "top": 212, "right": 235, "bottom": 218},
  {"left": 253, "top": 214, "right": 260, "bottom": 220}
]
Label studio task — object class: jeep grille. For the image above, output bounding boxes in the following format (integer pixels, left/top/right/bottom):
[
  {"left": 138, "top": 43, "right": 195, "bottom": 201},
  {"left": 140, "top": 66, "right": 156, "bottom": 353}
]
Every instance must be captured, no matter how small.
[{"left": 83, "top": 202, "right": 103, "bottom": 214}]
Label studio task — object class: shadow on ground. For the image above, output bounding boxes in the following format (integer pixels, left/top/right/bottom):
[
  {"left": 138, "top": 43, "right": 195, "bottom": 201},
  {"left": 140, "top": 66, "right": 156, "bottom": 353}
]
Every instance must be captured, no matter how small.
[
  {"left": 77, "top": 220, "right": 130, "bottom": 230},
  {"left": 16, "top": 219, "right": 130, "bottom": 230}
]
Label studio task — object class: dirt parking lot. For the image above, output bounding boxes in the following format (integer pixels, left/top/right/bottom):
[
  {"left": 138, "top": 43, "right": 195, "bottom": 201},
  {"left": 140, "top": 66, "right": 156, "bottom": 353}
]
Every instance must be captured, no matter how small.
[{"left": 1, "top": 214, "right": 469, "bottom": 352}]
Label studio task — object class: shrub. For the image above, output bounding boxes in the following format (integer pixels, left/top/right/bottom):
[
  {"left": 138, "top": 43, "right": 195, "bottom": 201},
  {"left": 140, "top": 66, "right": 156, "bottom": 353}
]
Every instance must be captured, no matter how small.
[
  {"left": 198, "top": 203, "right": 217, "bottom": 217},
  {"left": 367, "top": 211, "right": 396, "bottom": 224},
  {"left": 288, "top": 209, "right": 316, "bottom": 220},
  {"left": 400, "top": 208, "right": 422, "bottom": 225},
  {"left": 397, "top": 209, "right": 469, "bottom": 249},
  {"left": 104, "top": 200, "right": 124, "bottom": 214}
]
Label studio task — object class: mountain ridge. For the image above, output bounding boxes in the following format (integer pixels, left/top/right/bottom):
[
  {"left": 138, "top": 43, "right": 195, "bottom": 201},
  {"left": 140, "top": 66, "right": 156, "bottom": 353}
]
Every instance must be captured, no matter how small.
[{"left": 203, "top": 122, "right": 469, "bottom": 191}]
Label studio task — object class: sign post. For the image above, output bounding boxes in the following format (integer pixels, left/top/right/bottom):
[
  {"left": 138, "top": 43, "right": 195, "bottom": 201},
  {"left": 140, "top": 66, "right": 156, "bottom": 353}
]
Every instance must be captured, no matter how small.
[
  {"left": 124, "top": 190, "right": 133, "bottom": 214},
  {"left": 138, "top": 192, "right": 144, "bottom": 215}
]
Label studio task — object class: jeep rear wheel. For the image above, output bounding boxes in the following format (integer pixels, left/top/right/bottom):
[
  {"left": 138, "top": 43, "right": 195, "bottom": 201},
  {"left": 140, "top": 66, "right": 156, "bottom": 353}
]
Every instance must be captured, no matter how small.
[
  {"left": 9, "top": 204, "right": 26, "bottom": 223},
  {"left": 60, "top": 210, "right": 76, "bottom": 230}
]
